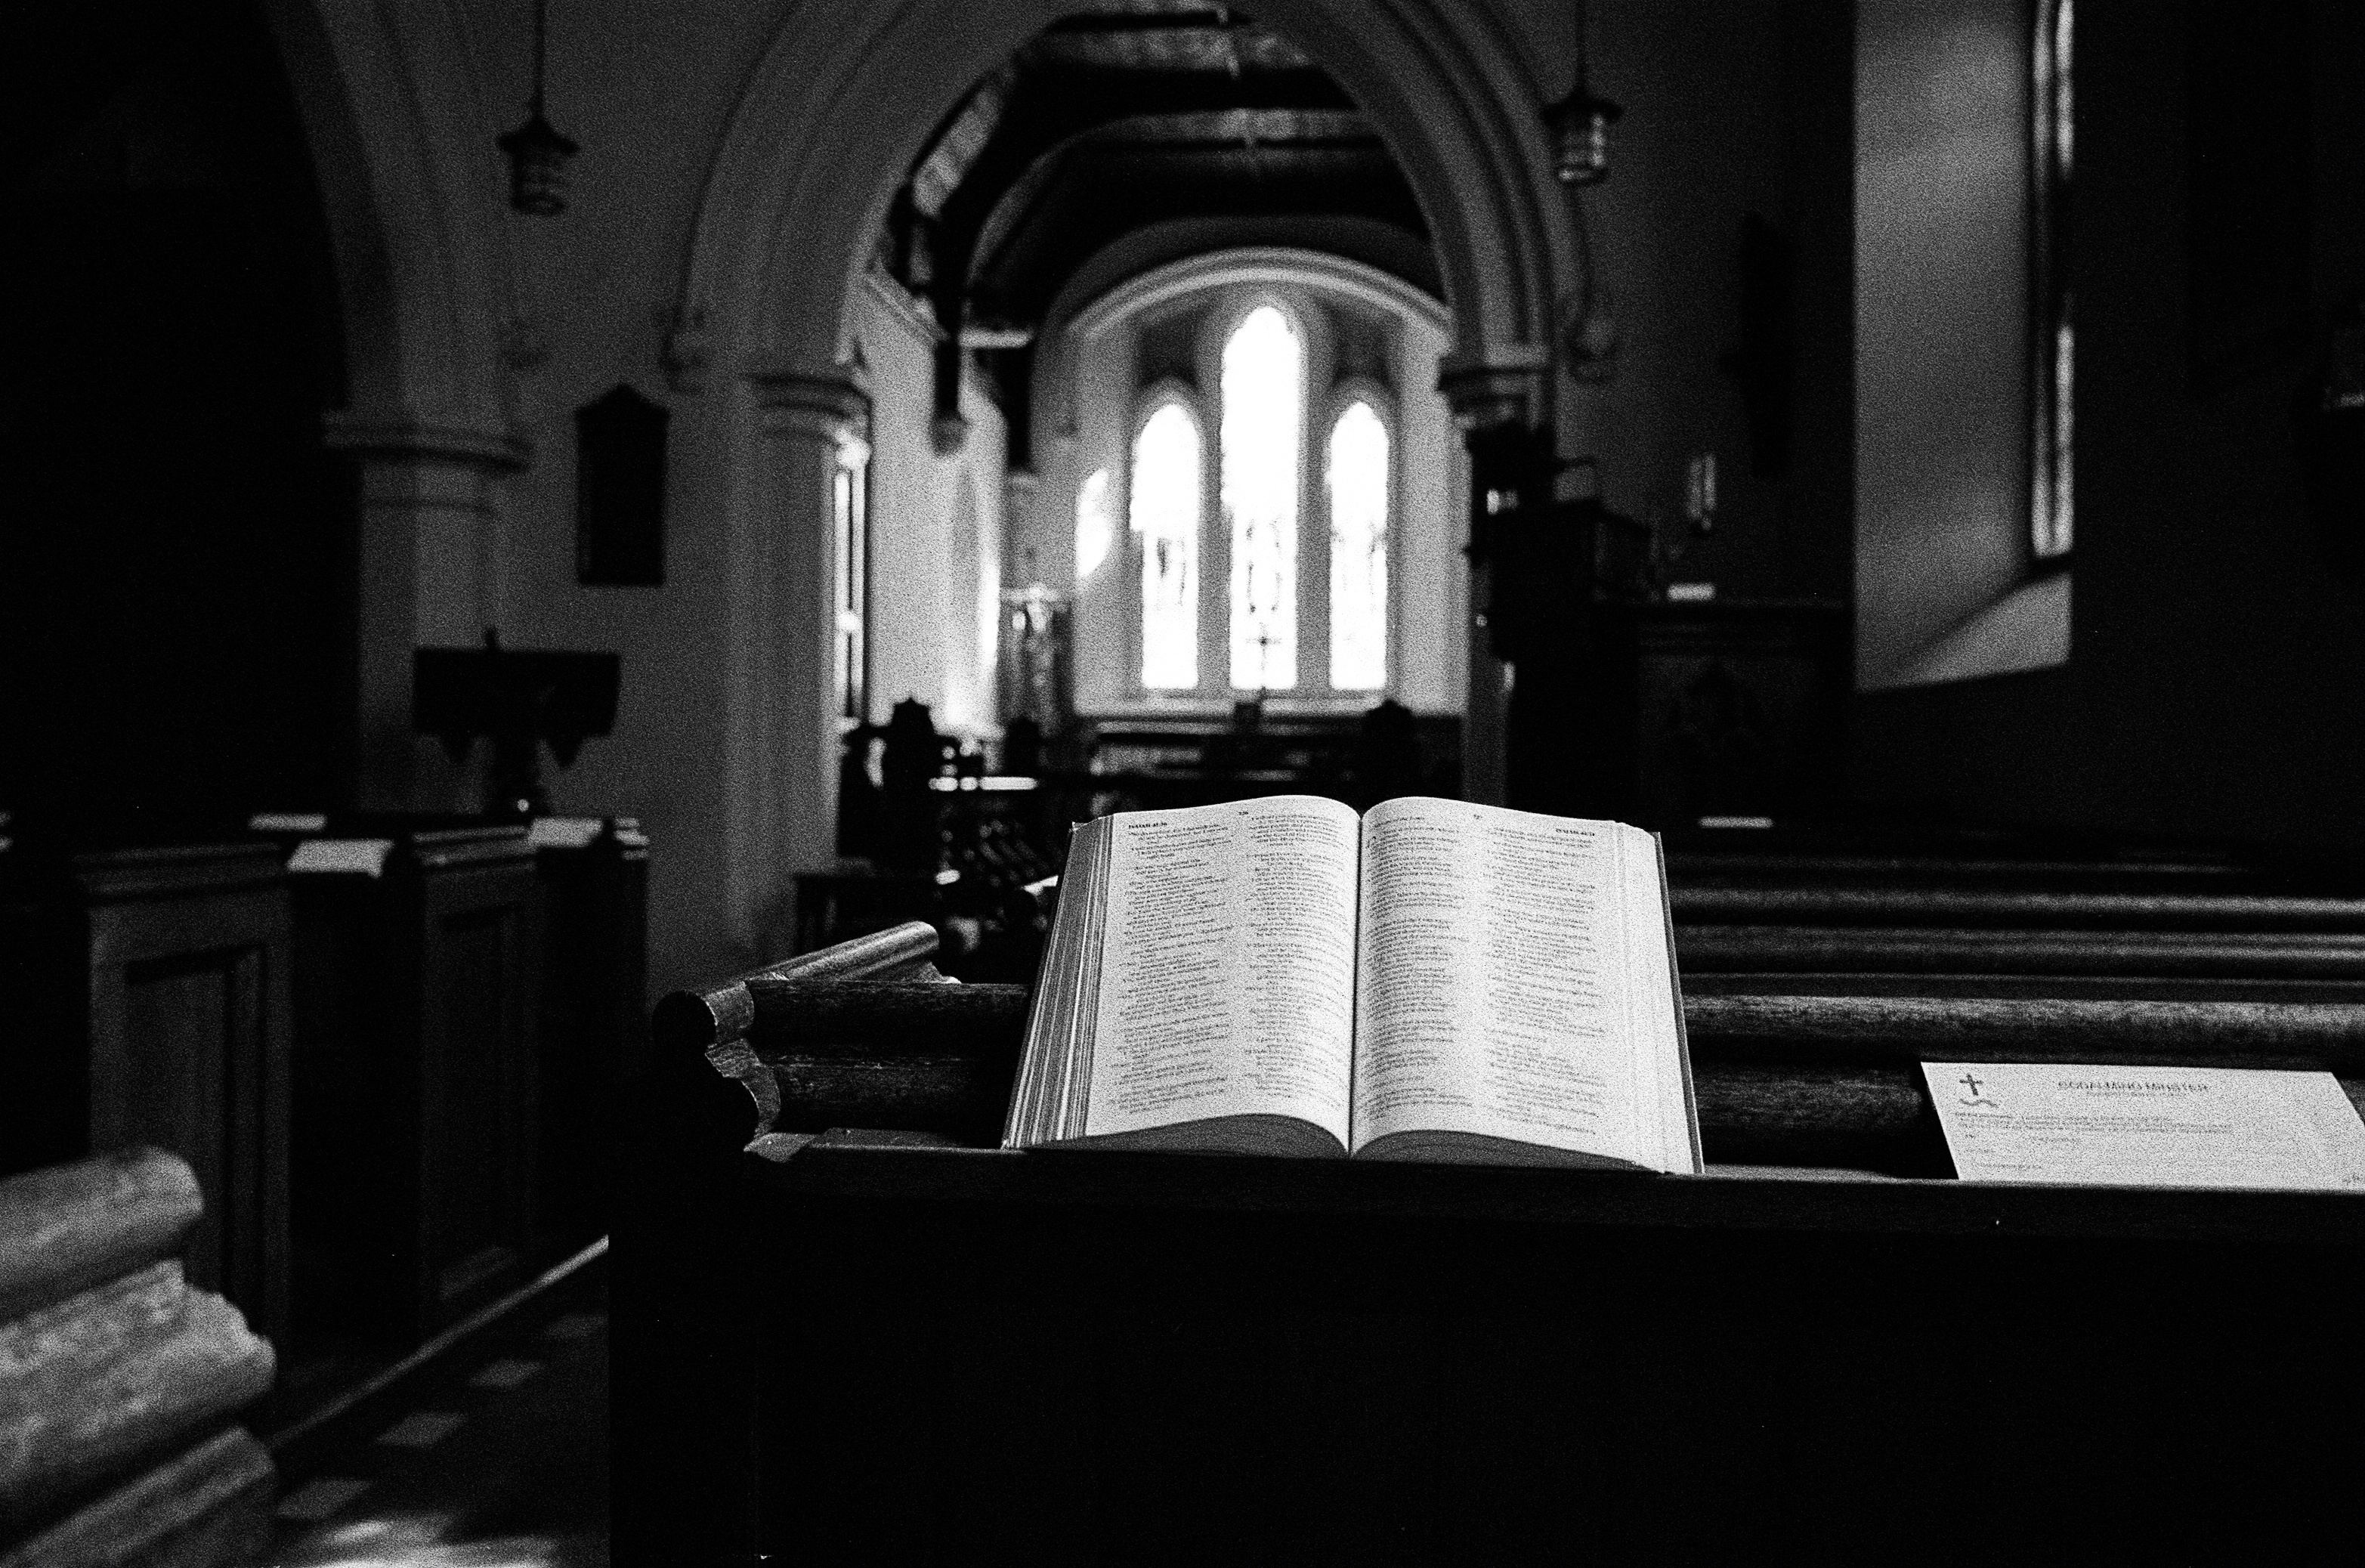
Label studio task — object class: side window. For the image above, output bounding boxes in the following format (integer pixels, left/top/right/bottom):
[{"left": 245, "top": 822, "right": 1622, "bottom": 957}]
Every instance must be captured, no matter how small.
[
  {"left": 1220, "top": 304, "right": 1305, "bottom": 692},
  {"left": 1854, "top": 0, "right": 2073, "bottom": 686},
  {"left": 831, "top": 436, "right": 870, "bottom": 724},
  {"left": 1131, "top": 402, "right": 1203, "bottom": 691},
  {"left": 1326, "top": 399, "right": 1390, "bottom": 691}
]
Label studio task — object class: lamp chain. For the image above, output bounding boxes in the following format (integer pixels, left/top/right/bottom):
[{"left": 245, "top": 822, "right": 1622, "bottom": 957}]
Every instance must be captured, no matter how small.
[{"left": 530, "top": 0, "right": 549, "bottom": 116}]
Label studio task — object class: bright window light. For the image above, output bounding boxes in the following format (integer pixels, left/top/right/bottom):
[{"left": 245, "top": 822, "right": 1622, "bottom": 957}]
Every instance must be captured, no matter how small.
[
  {"left": 1327, "top": 401, "right": 1389, "bottom": 690},
  {"left": 1132, "top": 405, "right": 1201, "bottom": 691},
  {"left": 1222, "top": 305, "right": 1301, "bottom": 691}
]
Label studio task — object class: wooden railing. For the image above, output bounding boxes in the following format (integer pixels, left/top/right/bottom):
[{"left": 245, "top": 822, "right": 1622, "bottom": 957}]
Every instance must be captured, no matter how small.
[{"left": 662, "top": 919, "right": 2365, "bottom": 1177}]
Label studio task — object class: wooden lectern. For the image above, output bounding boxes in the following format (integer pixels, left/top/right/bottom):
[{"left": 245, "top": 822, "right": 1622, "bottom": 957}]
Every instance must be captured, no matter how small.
[{"left": 617, "top": 922, "right": 2365, "bottom": 1563}]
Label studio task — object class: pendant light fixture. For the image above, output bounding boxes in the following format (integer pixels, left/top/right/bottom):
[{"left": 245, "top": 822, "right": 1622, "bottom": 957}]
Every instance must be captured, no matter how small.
[
  {"left": 497, "top": 0, "right": 577, "bottom": 215},
  {"left": 1541, "top": 0, "right": 1621, "bottom": 187}
]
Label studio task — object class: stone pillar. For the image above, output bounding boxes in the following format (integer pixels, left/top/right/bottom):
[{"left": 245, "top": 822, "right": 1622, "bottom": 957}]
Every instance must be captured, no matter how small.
[
  {"left": 323, "top": 415, "right": 531, "bottom": 811},
  {"left": 742, "top": 368, "right": 871, "bottom": 954}
]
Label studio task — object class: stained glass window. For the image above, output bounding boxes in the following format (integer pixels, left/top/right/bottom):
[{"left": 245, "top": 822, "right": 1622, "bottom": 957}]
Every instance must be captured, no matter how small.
[
  {"left": 1222, "top": 305, "right": 1301, "bottom": 691},
  {"left": 1327, "top": 401, "right": 1389, "bottom": 690},
  {"left": 1132, "top": 404, "right": 1201, "bottom": 691}
]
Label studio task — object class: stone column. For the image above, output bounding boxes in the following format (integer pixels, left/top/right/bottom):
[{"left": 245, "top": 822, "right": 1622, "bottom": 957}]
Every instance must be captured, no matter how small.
[
  {"left": 323, "top": 415, "right": 532, "bottom": 811},
  {"left": 740, "top": 367, "right": 871, "bottom": 955}
]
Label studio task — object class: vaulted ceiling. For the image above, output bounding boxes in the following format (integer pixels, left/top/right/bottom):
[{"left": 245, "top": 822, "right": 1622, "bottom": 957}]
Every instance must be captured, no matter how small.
[{"left": 879, "top": 1, "right": 1436, "bottom": 447}]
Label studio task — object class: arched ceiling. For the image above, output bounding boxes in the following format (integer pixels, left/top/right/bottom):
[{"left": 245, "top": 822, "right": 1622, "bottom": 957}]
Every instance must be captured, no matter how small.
[{"left": 880, "top": 2, "right": 1436, "bottom": 343}]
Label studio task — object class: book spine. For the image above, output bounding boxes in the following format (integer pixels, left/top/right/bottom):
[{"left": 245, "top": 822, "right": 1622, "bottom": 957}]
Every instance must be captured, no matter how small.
[
  {"left": 1656, "top": 832, "right": 1706, "bottom": 1175},
  {"left": 0, "top": 1261, "right": 274, "bottom": 1532}
]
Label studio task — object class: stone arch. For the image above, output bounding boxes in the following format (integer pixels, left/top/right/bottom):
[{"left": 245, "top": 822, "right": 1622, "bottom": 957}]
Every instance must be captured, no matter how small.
[
  {"left": 262, "top": 0, "right": 522, "bottom": 434},
  {"left": 666, "top": 0, "right": 1577, "bottom": 936},
  {"left": 673, "top": 0, "right": 1572, "bottom": 423},
  {"left": 261, "top": 0, "right": 532, "bottom": 806}
]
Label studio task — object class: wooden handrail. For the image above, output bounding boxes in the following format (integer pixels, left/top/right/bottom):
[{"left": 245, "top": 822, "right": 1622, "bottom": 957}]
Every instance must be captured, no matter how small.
[
  {"left": 1676, "top": 924, "right": 2365, "bottom": 979},
  {"left": 722, "top": 982, "right": 2365, "bottom": 1071},
  {"left": 740, "top": 979, "right": 1031, "bottom": 1052},
  {"left": 701, "top": 979, "right": 2365, "bottom": 1170},
  {"left": 1669, "top": 885, "right": 2365, "bottom": 930},
  {"left": 651, "top": 920, "right": 943, "bottom": 1052},
  {"left": 1685, "top": 992, "right": 2365, "bottom": 1069}
]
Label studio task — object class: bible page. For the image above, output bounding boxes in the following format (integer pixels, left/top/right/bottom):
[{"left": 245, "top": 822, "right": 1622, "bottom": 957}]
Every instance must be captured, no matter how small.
[
  {"left": 1350, "top": 798, "right": 1683, "bottom": 1169},
  {"left": 1080, "top": 795, "right": 1362, "bottom": 1149}
]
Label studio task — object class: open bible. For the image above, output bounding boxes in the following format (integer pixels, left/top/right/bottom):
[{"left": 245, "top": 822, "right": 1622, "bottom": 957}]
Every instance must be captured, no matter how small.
[{"left": 1004, "top": 795, "right": 1701, "bottom": 1172}]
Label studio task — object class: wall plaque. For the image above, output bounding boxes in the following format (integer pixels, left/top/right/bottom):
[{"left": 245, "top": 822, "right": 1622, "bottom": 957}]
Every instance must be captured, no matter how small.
[{"left": 577, "top": 384, "right": 668, "bottom": 585}]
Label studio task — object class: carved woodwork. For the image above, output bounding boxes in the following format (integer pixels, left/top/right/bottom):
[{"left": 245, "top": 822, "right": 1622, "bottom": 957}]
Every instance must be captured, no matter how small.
[{"left": 1581, "top": 600, "right": 1849, "bottom": 827}]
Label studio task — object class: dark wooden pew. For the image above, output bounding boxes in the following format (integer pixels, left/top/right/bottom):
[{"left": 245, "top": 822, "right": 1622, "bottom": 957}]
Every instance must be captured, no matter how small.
[
  {"left": 0, "top": 843, "right": 292, "bottom": 1351},
  {"left": 620, "top": 923, "right": 2365, "bottom": 1560},
  {"left": 1663, "top": 831, "right": 2365, "bottom": 985},
  {"left": 527, "top": 815, "right": 648, "bottom": 1248},
  {"left": 0, "top": 1149, "right": 276, "bottom": 1564},
  {"left": 285, "top": 824, "right": 543, "bottom": 1350}
]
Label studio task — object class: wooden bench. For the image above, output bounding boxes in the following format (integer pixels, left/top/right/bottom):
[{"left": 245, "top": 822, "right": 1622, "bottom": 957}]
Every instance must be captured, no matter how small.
[
  {"left": 1665, "top": 835, "right": 2365, "bottom": 985},
  {"left": 616, "top": 923, "right": 2365, "bottom": 1560}
]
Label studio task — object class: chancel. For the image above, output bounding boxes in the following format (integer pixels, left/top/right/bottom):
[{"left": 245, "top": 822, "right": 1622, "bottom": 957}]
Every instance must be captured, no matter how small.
[{"left": 2, "top": 0, "right": 2363, "bottom": 1562}]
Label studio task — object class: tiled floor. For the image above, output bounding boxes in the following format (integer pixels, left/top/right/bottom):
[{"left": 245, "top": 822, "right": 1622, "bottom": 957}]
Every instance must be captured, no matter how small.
[{"left": 264, "top": 1302, "right": 609, "bottom": 1567}]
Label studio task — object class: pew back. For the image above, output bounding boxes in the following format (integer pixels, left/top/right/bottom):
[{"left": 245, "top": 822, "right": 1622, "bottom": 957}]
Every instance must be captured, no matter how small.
[{"left": 646, "top": 926, "right": 2365, "bottom": 1560}]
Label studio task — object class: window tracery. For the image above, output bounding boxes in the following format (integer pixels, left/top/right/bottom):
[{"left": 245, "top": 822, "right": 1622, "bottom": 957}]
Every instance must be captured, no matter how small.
[{"left": 1110, "top": 290, "right": 1396, "bottom": 702}]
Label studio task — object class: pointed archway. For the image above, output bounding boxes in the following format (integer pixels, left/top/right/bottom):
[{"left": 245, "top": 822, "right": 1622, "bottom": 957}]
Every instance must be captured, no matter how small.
[{"left": 669, "top": 0, "right": 1578, "bottom": 945}]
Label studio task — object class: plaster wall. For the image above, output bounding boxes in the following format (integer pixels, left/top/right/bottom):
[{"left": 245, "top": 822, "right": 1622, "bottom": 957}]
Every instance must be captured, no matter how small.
[
  {"left": 1853, "top": 2, "right": 2365, "bottom": 852},
  {"left": 858, "top": 282, "right": 1008, "bottom": 738},
  {"left": 1579, "top": 0, "right": 1832, "bottom": 601}
]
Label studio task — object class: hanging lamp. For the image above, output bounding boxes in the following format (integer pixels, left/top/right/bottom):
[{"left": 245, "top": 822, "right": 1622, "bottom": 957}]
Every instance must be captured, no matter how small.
[
  {"left": 497, "top": 0, "right": 578, "bottom": 215},
  {"left": 1541, "top": 0, "right": 1621, "bottom": 187}
]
